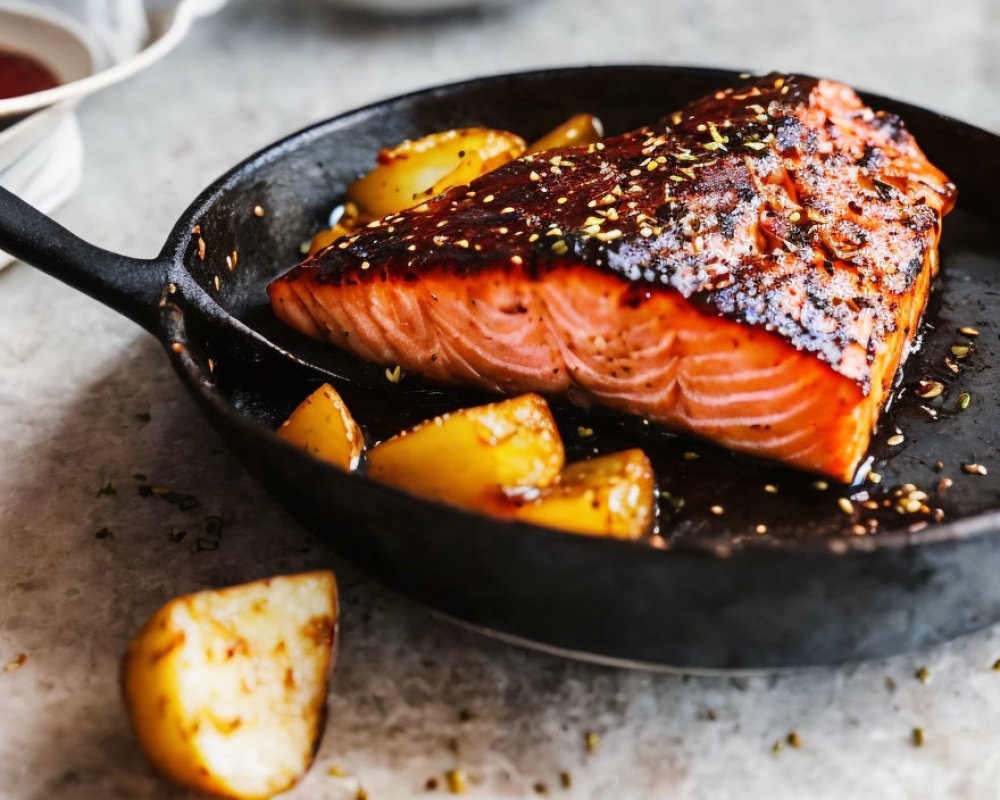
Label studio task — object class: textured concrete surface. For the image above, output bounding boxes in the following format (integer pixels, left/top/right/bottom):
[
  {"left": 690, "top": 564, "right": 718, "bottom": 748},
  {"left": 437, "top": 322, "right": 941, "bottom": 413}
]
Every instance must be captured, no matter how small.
[{"left": 3, "top": 1, "right": 1000, "bottom": 797}]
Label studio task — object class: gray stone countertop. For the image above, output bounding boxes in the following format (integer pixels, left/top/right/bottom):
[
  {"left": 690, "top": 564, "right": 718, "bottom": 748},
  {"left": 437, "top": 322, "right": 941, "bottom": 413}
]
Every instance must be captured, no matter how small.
[{"left": 3, "top": 1, "right": 1000, "bottom": 797}]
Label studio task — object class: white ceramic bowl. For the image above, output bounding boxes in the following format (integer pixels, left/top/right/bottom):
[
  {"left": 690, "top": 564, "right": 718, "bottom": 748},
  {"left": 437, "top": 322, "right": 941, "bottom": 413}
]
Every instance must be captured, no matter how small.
[{"left": 0, "top": 0, "right": 226, "bottom": 119}]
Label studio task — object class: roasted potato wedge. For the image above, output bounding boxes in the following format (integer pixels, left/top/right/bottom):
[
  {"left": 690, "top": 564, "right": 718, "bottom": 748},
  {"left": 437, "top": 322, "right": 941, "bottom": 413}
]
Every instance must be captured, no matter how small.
[
  {"left": 506, "top": 449, "right": 655, "bottom": 539},
  {"left": 276, "top": 383, "right": 364, "bottom": 470},
  {"left": 348, "top": 127, "right": 525, "bottom": 219},
  {"left": 367, "top": 393, "right": 564, "bottom": 509},
  {"left": 526, "top": 113, "right": 604, "bottom": 155},
  {"left": 122, "top": 572, "right": 338, "bottom": 800},
  {"left": 307, "top": 202, "right": 362, "bottom": 256}
]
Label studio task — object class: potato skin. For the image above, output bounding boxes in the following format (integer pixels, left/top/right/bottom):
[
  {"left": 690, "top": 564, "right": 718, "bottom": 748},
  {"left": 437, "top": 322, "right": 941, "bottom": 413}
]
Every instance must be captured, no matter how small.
[
  {"left": 276, "top": 383, "right": 364, "bottom": 471},
  {"left": 525, "top": 113, "right": 604, "bottom": 155},
  {"left": 121, "top": 572, "right": 338, "bottom": 800},
  {"left": 367, "top": 393, "right": 564, "bottom": 510}
]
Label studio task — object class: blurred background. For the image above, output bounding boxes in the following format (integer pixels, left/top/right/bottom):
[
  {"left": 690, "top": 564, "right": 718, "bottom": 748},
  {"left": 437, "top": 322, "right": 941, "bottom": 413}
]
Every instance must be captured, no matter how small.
[{"left": 2, "top": 1, "right": 1000, "bottom": 799}]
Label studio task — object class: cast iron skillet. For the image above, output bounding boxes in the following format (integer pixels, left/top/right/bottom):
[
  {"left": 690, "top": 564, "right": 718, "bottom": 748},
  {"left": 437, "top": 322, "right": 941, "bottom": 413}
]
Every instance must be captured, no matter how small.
[{"left": 3, "top": 66, "right": 1000, "bottom": 670}]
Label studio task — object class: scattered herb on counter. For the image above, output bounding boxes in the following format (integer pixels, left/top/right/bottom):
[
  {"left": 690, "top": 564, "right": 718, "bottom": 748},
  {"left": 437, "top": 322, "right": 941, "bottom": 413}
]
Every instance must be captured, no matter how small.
[
  {"left": 912, "top": 727, "right": 925, "bottom": 747},
  {"left": 425, "top": 777, "right": 439, "bottom": 790},
  {"left": 169, "top": 528, "right": 187, "bottom": 543},
  {"left": 915, "top": 666, "right": 930, "bottom": 684},
  {"left": 786, "top": 732, "right": 801, "bottom": 749},
  {"left": 534, "top": 781, "right": 549, "bottom": 795},
  {"left": 195, "top": 537, "right": 218, "bottom": 552},
  {"left": 584, "top": 731, "right": 599, "bottom": 755},
  {"left": 458, "top": 709, "right": 474, "bottom": 723},
  {"left": 559, "top": 772, "right": 572, "bottom": 789},
  {"left": 447, "top": 737, "right": 459, "bottom": 755},
  {"left": 771, "top": 741, "right": 782, "bottom": 753},
  {"left": 95, "top": 482, "right": 117, "bottom": 497},
  {"left": 445, "top": 769, "right": 466, "bottom": 794},
  {"left": 94, "top": 527, "right": 113, "bottom": 540},
  {"left": 133, "top": 473, "right": 147, "bottom": 482},
  {"left": 3, "top": 653, "right": 26, "bottom": 672},
  {"left": 134, "top": 412, "right": 152, "bottom": 423},
  {"left": 327, "top": 766, "right": 347, "bottom": 777},
  {"left": 992, "top": 659, "right": 1000, "bottom": 671},
  {"left": 139, "top": 484, "right": 200, "bottom": 511},
  {"left": 356, "top": 787, "right": 368, "bottom": 800},
  {"left": 203, "top": 516, "right": 225, "bottom": 537}
]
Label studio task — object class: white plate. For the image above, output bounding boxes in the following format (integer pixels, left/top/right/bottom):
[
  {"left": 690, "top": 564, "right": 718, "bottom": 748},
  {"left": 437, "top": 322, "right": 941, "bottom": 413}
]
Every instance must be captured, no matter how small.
[{"left": 0, "top": 0, "right": 226, "bottom": 118}]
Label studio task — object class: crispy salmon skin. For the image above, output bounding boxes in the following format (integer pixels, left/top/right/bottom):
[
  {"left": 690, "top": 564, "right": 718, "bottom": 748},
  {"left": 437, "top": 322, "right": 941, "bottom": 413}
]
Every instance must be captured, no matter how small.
[{"left": 268, "top": 74, "right": 955, "bottom": 481}]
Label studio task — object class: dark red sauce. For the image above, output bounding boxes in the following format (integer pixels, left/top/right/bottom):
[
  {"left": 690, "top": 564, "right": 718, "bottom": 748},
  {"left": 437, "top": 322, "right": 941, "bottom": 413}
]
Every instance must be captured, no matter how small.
[{"left": 0, "top": 49, "right": 59, "bottom": 100}]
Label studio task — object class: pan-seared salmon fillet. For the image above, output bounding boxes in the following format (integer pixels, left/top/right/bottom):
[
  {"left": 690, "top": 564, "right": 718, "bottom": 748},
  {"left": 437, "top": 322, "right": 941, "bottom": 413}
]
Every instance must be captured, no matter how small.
[{"left": 268, "top": 74, "right": 955, "bottom": 481}]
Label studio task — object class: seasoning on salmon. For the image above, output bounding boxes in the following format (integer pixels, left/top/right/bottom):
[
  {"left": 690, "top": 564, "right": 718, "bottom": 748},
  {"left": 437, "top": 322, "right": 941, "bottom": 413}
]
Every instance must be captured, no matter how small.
[{"left": 268, "top": 74, "right": 956, "bottom": 482}]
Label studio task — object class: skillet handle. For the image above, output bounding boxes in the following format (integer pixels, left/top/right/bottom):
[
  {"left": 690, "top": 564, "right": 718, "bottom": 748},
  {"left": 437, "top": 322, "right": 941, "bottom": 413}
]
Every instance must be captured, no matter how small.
[{"left": 0, "top": 186, "right": 165, "bottom": 333}]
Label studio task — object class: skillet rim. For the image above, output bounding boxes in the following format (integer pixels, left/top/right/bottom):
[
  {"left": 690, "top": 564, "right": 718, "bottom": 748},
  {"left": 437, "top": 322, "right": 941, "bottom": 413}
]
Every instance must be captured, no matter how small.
[{"left": 153, "top": 63, "right": 1000, "bottom": 559}]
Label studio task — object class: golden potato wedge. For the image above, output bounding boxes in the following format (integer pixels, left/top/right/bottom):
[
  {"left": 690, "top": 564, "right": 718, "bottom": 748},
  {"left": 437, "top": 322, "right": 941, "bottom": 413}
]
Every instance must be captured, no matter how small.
[
  {"left": 276, "top": 383, "right": 364, "bottom": 471},
  {"left": 122, "top": 572, "right": 338, "bottom": 800},
  {"left": 367, "top": 393, "right": 564, "bottom": 509},
  {"left": 526, "top": 113, "right": 604, "bottom": 155},
  {"left": 506, "top": 449, "right": 655, "bottom": 539},
  {"left": 348, "top": 127, "right": 525, "bottom": 219}
]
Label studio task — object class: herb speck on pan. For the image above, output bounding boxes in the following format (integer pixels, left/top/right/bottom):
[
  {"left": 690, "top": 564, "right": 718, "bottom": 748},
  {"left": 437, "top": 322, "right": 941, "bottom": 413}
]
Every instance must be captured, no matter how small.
[{"left": 95, "top": 482, "right": 117, "bottom": 497}]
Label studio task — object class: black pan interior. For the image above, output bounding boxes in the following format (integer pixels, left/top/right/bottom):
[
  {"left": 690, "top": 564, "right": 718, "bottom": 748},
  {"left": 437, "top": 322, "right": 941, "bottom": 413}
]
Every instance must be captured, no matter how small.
[
  {"left": 179, "top": 66, "right": 1000, "bottom": 546},
  {"left": 144, "top": 66, "right": 1000, "bottom": 668}
]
